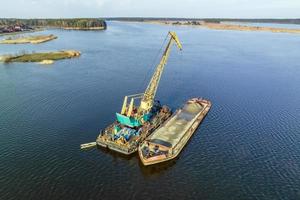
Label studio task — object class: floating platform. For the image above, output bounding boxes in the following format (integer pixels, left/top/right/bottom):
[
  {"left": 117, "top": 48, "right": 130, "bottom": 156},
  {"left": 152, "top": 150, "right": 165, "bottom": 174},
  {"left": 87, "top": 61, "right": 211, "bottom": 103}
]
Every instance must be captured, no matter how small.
[
  {"left": 138, "top": 98, "right": 211, "bottom": 165},
  {"left": 96, "top": 105, "right": 172, "bottom": 155}
]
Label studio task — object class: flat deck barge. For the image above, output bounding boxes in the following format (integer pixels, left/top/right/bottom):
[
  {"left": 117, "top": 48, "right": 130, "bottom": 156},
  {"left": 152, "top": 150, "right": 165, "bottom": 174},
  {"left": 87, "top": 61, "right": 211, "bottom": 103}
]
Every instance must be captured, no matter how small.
[
  {"left": 96, "top": 105, "right": 172, "bottom": 155},
  {"left": 138, "top": 98, "right": 211, "bottom": 165}
]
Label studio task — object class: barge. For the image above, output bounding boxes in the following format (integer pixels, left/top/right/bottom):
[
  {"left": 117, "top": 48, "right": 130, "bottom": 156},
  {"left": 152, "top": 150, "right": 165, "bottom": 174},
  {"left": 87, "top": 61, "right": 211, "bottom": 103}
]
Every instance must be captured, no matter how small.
[
  {"left": 138, "top": 98, "right": 211, "bottom": 165},
  {"left": 96, "top": 104, "right": 171, "bottom": 155},
  {"left": 96, "top": 32, "right": 183, "bottom": 155}
]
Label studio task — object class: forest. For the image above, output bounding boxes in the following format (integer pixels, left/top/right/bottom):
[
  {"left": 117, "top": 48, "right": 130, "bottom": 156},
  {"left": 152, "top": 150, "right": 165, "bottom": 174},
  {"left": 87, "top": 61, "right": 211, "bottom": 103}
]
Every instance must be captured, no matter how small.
[{"left": 0, "top": 18, "right": 107, "bottom": 29}]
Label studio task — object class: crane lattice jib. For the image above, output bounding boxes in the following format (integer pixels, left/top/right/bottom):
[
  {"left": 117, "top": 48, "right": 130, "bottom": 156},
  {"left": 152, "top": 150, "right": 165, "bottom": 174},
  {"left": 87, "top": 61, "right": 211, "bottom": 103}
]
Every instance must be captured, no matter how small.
[{"left": 140, "top": 32, "right": 182, "bottom": 112}]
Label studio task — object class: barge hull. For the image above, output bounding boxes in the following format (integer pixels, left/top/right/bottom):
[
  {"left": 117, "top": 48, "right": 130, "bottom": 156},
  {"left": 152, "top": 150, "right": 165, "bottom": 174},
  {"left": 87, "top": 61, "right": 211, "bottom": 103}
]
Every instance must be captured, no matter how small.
[{"left": 96, "top": 140, "right": 135, "bottom": 155}]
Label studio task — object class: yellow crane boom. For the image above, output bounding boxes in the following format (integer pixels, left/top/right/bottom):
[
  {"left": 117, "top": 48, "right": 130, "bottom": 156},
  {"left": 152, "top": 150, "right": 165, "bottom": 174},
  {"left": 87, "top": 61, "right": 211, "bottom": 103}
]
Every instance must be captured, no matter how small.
[
  {"left": 140, "top": 32, "right": 182, "bottom": 112},
  {"left": 118, "top": 32, "right": 182, "bottom": 126}
]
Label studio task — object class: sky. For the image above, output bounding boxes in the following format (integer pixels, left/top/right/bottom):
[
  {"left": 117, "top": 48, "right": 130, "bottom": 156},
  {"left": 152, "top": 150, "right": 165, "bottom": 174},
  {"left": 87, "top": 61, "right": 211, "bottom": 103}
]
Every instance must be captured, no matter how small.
[{"left": 0, "top": 0, "right": 299, "bottom": 18}]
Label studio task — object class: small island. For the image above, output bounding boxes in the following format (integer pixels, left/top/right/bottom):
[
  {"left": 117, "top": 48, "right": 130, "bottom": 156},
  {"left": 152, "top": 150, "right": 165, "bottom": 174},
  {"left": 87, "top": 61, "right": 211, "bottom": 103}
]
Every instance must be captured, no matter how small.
[
  {"left": 0, "top": 34, "right": 57, "bottom": 44},
  {"left": 0, "top": 50, "right": 81, "bottom": 64}
]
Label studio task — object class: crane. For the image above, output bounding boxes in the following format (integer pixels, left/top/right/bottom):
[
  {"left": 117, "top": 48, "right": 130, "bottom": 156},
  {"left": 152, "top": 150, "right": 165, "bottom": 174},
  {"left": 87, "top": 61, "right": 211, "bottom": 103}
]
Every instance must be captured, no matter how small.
[{"left": 116, "top": 32, "right": 182, "bottom": 127}]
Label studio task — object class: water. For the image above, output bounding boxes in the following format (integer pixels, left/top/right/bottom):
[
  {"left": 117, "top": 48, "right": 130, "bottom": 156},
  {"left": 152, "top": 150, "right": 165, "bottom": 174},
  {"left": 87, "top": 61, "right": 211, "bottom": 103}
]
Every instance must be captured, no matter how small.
[{"left": 1, "top": 21, "right": 300, "bottom": 200}]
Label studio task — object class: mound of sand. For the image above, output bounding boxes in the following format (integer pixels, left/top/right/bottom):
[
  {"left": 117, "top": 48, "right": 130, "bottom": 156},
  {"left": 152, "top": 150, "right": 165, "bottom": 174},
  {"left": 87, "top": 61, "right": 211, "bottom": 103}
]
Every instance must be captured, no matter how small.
[{"left": 39, "top": 60, "right": 54, "bottom": 65}]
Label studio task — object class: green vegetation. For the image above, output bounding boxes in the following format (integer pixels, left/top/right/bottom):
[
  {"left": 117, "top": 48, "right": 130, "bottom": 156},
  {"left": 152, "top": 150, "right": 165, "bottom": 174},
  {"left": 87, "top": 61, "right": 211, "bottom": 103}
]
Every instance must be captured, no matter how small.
[
  {"left": 1, "top": 50, "right": 81, "bottom": 63},
  {"left": 0, "top": 18, "right": 107, "bottom": 29}
]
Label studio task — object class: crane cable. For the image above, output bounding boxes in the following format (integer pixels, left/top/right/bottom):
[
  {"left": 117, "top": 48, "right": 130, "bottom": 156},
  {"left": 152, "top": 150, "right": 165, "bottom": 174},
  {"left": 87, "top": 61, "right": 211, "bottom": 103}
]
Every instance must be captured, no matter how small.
[{"left": 139, "top": 33, "right": 169, "bottom": 93}]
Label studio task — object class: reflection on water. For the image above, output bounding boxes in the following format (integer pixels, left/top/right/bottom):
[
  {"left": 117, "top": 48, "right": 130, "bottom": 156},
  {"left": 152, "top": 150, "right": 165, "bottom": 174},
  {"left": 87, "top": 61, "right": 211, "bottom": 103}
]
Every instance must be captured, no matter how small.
[
  {"left": 97, "top": 146, "right": 136, "bottom": 161},
  {"left": 138, "top": 158, "right": 178, "bottom": 177}
]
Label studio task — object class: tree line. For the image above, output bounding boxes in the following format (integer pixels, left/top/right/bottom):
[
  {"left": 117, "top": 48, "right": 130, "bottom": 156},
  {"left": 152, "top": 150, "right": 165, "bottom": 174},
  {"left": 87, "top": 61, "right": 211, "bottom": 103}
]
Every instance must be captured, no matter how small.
[{"left": 0, "top": 18, "right": 107, "bottom": 28}]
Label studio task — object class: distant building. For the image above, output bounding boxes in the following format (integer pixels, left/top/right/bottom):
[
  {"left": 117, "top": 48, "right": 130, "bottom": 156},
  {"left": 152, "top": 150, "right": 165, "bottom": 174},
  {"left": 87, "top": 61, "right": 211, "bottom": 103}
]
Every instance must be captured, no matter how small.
[{"left": 14, "top": 26, "right": 21, "bottom": 31}]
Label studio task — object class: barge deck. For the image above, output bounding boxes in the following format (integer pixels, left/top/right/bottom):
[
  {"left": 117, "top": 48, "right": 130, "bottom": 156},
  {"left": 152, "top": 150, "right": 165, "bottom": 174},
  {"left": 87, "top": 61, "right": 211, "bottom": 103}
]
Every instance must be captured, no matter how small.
[
  {"left": 96, "top": 105, "right": 172, "bottom": 155},
  {"left": 138, "top": 98, "right": 211, "bottom": 165}
]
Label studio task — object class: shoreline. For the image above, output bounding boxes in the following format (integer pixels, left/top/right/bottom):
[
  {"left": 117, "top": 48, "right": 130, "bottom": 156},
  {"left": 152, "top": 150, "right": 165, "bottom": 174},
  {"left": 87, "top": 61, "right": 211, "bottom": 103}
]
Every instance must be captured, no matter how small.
[
  {"left": 63, "top": 27, "right": 105, "bottom": 30},
  {"left": 139, "top": 20, "right": 300, "bottom": 34},
  {"left": 0, "top": 18, "right": 107, "bottom": 34},
  {"left": 0, "top": 28, "right": 44, "bottom": 37},
  {"left": 0, "top": 34, "right": 57, "bottom": 44}
]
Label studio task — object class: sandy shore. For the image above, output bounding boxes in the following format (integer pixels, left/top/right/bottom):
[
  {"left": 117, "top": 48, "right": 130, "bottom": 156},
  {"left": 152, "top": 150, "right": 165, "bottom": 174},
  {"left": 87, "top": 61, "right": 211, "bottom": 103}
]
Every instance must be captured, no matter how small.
[
  {"left": 143, "top": 20, "right": 300, "bottom": 34},
  {"left": 0, "top": 34, "right": 57, "bottom": 44}
]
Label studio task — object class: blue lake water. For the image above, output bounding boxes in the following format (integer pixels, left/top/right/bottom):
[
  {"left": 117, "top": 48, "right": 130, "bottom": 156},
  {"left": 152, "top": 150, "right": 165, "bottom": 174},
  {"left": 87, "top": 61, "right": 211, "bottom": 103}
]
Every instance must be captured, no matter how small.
[{"left": 1, "top": 21, "right": 300, "bottom": 200}]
